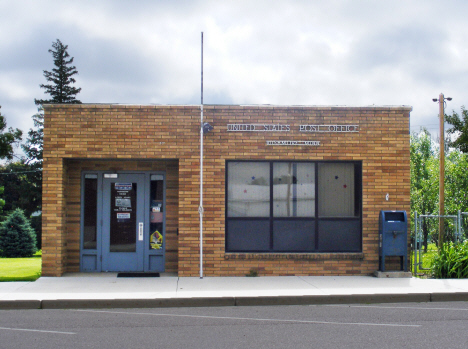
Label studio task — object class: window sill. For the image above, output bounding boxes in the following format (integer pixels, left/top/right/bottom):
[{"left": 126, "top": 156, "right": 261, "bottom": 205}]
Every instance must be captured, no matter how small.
[{"left": 224, "top": 252, "right": 364, "bottom": 261}]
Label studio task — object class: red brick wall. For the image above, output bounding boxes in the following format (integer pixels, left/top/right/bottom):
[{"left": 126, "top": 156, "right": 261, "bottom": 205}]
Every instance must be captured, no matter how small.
[{"left": 42, "top": 104, "right": 411, "bottom": 276}]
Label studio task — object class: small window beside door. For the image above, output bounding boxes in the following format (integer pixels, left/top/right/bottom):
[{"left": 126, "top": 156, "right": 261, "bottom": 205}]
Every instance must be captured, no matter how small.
[
  {"left": 83, "top": 175, "right": 98, "bottom": 250},
  {"left": 149, "top": 176, "right": 164, "bottom": 250}
]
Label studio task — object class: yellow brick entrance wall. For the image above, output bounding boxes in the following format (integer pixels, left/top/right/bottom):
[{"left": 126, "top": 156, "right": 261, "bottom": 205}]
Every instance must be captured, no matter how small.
[
  {"left": 42, "top": 104, "right": 411, "bottom": 276},
  {"left": 64, "top": 159, "right": 179, "bottom": 273}
]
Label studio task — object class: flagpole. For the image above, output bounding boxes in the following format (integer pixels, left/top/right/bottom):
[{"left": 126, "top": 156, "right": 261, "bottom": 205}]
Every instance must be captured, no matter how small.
[{"left": 199, "top": 32, "right": 204, "bottom": 279}]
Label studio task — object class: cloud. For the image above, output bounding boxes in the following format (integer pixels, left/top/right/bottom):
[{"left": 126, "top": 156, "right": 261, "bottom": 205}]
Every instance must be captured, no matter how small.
[{"left": 1, "top": 0, "right": 468, "bottom": 147}]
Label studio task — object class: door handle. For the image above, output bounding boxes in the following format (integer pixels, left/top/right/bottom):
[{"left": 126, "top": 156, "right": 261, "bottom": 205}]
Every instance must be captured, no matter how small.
[{"left": 139, "top": 222, "right": 144, "bottom": 241}]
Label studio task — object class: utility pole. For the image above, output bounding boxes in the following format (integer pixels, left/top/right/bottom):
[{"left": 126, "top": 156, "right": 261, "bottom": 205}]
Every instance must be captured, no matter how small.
[{"left": 433, "top": 93, "right": 452, "bottom": 247}]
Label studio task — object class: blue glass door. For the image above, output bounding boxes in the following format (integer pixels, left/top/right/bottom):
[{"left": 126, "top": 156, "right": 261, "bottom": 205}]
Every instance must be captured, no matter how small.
[{"left": 102, "top": 174, "right": 145, "bottom": 272}]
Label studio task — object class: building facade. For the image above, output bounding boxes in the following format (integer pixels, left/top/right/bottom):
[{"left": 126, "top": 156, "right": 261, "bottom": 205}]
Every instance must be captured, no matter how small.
[{"left": 42, "top": 104, "right": 411, "bottom": 276}]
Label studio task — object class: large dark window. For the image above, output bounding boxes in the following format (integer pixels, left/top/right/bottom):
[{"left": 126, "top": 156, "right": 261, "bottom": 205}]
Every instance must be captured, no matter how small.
[{"left": 226, "top": 161, "right": 362, "bottom": 253}]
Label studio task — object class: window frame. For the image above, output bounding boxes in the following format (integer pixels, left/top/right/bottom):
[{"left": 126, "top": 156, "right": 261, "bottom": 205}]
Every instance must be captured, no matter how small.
[{"left": 225, "top": 160, "right": 362, "bottom": 253}]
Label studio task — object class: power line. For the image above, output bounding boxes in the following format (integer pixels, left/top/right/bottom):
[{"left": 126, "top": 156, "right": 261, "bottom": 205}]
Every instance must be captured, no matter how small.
[
  {"left": 410, "top": 124, "right": 439, "bottom": 128},
  {"left": 0, "top": 169, "right": 42, "bottom": 176}
]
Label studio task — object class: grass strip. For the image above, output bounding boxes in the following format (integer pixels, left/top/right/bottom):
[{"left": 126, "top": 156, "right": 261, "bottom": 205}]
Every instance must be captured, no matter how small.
[{"left": 0, "top": 251, "right": 41, "bottom": 282}]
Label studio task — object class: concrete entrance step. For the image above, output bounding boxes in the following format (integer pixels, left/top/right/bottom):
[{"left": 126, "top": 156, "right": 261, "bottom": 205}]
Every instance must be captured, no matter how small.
[{"left": 374, "top": 271, "right": 412, "bottom": 278}]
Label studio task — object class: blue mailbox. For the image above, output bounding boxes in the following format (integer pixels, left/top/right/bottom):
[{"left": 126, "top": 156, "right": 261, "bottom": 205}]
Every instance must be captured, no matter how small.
[{"left": 379, "top": 210, "right": 408, "bottom": 272}]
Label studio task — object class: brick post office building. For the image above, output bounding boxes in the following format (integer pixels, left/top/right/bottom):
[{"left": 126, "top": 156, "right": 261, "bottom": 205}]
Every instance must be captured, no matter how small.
[{"left": 41, "top": 104, "right": 411, "bottom": 277}]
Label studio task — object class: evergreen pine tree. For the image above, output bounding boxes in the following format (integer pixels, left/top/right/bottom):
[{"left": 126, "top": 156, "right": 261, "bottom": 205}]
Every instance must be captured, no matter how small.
[
  {"left": 21, "top": 39, "right": 82, "bottom": 220},
  {"left": 22, "top": 107, "right": 44, "bottom": 165},
  {"left": 0, "top": 208, "right": 37, "bottom": 257},
  {"left": 27, "top": 39, "right": 82, "bottom": 163},
  {"left": 35, "top": 39, "right": 82, "bottom": 105},
  {"left": 0, "top": 186, "right": 5, "bottom": 214},
  {"left": 21, "top": 108, "right": 44, "bottom": 223}
]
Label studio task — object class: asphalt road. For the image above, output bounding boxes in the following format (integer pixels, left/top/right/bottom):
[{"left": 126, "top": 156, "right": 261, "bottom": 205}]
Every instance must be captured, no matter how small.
[{"left": 1, "top": 302, "right": 467, "bottom": 349}]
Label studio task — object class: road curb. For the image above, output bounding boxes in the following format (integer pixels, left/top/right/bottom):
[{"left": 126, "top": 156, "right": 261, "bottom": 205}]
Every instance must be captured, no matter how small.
[
  {"left": 1, "top": 292, "right": 466, "bottom": 310},
  {"left": 234, "top": 293, "right": 431, "bottom": 306},
  {"left": 0, "top": 300, "right": 41, "bottom": 309},
  {"left": 430, "top": 292, "right": 468, "bottom": 302},
  {"left": 41, "top": 297, "right": 236, "bottom": 309}
]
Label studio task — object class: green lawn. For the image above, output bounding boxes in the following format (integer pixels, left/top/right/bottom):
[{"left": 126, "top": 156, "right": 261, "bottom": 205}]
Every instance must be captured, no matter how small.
[{"left": 0, "top": 251, "right": 42, "bottom": 282}]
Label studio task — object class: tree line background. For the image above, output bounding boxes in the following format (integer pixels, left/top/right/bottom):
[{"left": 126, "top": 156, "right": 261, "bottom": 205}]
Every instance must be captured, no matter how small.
[
  {"left": 0, "top": 39, "right": 81, "bottom": 250},
  {"left": 2, "top": 39, "right": 468, "bottom": 252},
  {"left": 411, "top": 117, "right": 468, "bottom": 252}
]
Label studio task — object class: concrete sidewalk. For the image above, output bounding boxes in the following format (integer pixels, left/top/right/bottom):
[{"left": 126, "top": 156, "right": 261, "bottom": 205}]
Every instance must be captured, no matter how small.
[{"left": 1, "top": 274, "right": 468, "bottom": 309}]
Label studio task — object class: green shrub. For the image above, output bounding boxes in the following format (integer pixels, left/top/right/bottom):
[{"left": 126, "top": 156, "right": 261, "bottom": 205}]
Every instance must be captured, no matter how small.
[
  {"left": 0, "top": 208, "right": 37, "bottom": 257},
  {"left": 431, "top": 241, "right": 468, "bottom": 278}
]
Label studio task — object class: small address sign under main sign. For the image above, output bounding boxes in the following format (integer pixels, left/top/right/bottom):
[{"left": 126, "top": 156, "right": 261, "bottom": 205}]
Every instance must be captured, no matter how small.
[{"left": 266, "top": 140, "right": 320, "bottom": 146}]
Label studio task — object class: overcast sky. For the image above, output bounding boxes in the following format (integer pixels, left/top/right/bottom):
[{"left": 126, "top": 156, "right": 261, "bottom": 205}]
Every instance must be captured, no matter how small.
[{"left": 1, "top": 0, "right": 468, "bottom": 159}]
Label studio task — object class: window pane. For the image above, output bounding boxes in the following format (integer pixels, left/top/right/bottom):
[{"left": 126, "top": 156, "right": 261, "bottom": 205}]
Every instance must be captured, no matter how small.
[
  {"left": 226, "top": 219, "right": 270, "bottom": 251},
  {"left": 227, "top": 162, "right": 270, "bottom": 217},
  {"left": 318, "top": 219, "right": 361, "bottom": 252},
  {"left": 110, "top": 182, "right": 137, "bottom": 252},
  {"left": 318, "top": 163, "right": 355, "bottom": 217},
  {"left": 83, "top": 177, "right": 97, "bottom": 249},
  {"left": 273, "top": 162, "right": 315, "bottom": 217},
  {"left": 150, "top": 179, "right": 164, "bottom": 250},
  {"left": 273, "top": 219, "right": 315, "bottom": 251}
]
